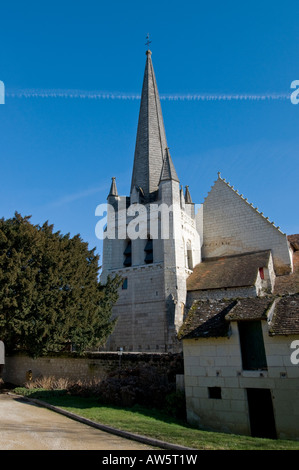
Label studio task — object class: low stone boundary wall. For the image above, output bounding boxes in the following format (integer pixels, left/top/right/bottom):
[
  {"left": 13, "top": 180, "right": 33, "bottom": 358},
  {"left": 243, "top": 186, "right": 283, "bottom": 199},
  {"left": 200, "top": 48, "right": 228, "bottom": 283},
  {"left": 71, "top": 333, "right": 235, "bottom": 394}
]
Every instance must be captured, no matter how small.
[{"left": 2, "top": 351, "right": 183, "bottom": 387}]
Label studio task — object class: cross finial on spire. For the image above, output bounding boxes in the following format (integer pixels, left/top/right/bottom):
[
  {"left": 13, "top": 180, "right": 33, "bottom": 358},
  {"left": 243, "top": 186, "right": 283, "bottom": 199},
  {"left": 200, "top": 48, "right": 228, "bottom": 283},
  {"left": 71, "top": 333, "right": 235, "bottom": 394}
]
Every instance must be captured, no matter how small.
[{"left": 145, "top": 33, "right": 152, "bottom": 49}]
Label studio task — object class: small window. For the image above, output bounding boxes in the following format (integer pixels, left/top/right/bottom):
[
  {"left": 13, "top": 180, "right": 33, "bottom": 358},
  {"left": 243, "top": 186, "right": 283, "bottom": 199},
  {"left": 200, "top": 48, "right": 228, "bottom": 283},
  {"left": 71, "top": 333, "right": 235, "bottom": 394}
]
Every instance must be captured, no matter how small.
[
  {"left": 122, "top": 278, "right": 128, "bottom": 290},
  {"left": 259, "top": 267, "right": 264, "bottom": 280},
  {"left": 208, "top": 387, "right": 222, "bottom": 399}
]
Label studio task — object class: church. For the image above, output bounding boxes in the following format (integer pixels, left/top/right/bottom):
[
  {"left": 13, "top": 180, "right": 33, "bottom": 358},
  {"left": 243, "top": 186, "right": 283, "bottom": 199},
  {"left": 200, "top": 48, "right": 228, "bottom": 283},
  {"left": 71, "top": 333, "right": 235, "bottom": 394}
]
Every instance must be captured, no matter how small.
[{"left": 100, "top": 48, "right": 297, "bottom": 357}]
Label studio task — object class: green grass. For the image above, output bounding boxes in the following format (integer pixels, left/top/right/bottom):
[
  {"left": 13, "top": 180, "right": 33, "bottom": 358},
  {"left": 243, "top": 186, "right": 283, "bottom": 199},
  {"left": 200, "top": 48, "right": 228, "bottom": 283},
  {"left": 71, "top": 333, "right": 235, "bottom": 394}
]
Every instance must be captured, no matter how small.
[{"left": 14, "top": 388, "right": 299, "bottom": 450}]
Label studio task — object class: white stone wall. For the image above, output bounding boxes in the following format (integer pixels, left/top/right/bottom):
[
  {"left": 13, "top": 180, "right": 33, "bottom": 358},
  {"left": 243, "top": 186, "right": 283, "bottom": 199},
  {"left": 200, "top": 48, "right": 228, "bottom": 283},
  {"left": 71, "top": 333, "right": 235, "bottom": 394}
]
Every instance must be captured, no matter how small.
[
  {"left": 103, "top": 263, "right": 170, "bottom": 351},
  {"left": 203, "top": 178, "right": 292, "bottom": 275},
  {"left": 183, "top": 322, "right": 299, "bottom": 440}
]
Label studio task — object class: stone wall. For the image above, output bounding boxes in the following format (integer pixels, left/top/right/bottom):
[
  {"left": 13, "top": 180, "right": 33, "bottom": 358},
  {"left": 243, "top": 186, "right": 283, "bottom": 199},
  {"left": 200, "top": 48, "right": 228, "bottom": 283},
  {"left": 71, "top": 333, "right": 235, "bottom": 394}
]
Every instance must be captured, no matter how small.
[
  {"left": 186, "top": 286, "right": 257, "bottom": 307},
  {"left": 2, "top": 351, "right": 183, "bottom": 387},
  {"left": 183, "top": 322, "right": 299, "bottom": 440},
  {"left": 104, "top": 263, "right": 170, "bottom": 352}
]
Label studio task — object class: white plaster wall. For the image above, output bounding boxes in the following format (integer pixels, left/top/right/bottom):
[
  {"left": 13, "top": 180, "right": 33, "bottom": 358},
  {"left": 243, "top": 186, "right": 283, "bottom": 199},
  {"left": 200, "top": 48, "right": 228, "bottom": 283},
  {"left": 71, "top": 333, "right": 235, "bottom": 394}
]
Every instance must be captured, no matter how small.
[{"left": 183, "top": 321, "right": 299, "bottom": 440}]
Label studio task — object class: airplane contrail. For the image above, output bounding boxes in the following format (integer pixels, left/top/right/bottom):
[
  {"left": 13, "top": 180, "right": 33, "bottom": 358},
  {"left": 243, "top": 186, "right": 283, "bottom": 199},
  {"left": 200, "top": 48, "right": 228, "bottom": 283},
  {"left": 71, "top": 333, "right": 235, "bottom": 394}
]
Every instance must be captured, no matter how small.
[{"left": 6, "top": 88, "right": 290, "bottom": 101}]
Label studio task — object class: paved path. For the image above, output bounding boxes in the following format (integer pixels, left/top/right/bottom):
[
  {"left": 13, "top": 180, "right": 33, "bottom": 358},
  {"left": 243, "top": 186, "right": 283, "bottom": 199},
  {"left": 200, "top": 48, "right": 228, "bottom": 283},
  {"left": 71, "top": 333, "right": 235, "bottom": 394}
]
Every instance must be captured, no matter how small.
[{"left": 0, "top": 393, "right": 155, "bottom": 450}]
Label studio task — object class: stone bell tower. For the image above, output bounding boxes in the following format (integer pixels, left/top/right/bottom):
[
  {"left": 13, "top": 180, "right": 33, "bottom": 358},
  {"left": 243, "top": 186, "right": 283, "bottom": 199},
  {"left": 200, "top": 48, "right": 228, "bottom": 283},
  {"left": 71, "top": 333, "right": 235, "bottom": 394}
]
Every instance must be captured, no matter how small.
[{"left": 100, "top": 50, "right": 201, "bottom": 352}]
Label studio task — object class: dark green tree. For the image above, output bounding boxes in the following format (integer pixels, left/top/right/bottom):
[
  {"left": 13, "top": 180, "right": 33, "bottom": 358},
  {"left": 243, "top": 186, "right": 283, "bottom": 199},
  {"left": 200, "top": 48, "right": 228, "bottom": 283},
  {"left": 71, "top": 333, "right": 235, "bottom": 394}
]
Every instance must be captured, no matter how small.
[{"left": 0, "top": 213, "right": 120, "bottom": 357}]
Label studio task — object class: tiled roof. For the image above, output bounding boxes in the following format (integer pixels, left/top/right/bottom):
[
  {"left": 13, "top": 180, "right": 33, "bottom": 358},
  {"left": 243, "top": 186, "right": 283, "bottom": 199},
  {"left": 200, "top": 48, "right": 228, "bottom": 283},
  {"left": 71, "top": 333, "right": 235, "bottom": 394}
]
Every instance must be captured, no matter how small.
[
  {"left": 181, "top": 236, "right": 299, "bottom": 340},
  {"left": 288, "top": 234, "right": 299, "bottom": 251},
  {"left": 179, "top": 294, "right": 299, "bottom": 339},
  {"left": 187, "top": 251, "right": 271, "bottom": 291},
  {"left": 225, "top": 297, "right": 274, "bottom": 321},
  {"left": 178, "top": 299, "right": 237, "bottom": 339},
  {"left": 274, "top": 251, "right": 299, "bottom": 296},
  {"left": 269, "top": 294, "right": 299, "bottom": 336}
]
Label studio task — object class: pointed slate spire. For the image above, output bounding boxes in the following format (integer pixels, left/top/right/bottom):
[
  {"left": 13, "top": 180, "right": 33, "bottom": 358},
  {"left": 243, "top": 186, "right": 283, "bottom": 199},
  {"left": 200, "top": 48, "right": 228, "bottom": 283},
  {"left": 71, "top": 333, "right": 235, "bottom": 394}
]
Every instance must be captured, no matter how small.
[
  {"left": 185, "top": 185, "right": 193, "bottom": 203},
  {"left": 131, "top": 50, "right": 168, "bottom": 199},
  {"left": 108, "top": 177, "right": 118, "bottom": 198},
  {"left": 160, "top": 147, "right": 179, "bottom": 183}
]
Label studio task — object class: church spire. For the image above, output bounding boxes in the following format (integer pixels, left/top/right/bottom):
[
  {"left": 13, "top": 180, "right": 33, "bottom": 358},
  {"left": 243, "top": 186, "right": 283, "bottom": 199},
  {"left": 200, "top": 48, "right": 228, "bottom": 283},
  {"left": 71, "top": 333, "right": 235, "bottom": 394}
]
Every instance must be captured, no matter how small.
[{"left": 130, "top": 50, "right": 168, "bottom": 200}]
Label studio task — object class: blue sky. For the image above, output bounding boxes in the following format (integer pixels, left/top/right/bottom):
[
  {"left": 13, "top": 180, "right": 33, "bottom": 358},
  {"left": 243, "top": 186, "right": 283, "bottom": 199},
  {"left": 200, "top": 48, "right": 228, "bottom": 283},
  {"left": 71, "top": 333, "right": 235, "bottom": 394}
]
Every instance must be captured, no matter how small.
[{"left": 1, "top": 0, "right": 299, "bottom": 262}]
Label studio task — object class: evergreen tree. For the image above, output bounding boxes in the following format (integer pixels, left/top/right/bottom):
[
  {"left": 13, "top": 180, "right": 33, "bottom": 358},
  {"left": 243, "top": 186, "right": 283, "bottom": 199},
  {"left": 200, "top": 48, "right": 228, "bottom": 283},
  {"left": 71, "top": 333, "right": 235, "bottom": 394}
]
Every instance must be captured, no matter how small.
[{"left": 0, "top": 213, "right": 120, "bottom": 357}]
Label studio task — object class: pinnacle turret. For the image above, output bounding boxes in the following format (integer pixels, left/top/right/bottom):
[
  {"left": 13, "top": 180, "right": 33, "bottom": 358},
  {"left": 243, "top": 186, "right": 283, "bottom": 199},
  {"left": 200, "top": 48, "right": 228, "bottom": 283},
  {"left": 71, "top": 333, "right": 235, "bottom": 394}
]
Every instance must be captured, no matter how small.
[
  {"left": 185, "top": 185, "right": 193, "bottom": 204},
  {"left": 160, "top": 147, "right": 179, "bottom": 183},
  {"left": 108, "top": 177, "right": 118, "bottom": 198}
]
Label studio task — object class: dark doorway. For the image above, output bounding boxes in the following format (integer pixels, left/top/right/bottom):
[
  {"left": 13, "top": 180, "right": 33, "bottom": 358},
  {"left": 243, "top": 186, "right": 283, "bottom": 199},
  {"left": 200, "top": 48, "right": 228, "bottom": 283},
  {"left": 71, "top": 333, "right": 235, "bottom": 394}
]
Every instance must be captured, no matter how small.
[{"left": 247, "top": 388, "right": 277, "bottom": 439}]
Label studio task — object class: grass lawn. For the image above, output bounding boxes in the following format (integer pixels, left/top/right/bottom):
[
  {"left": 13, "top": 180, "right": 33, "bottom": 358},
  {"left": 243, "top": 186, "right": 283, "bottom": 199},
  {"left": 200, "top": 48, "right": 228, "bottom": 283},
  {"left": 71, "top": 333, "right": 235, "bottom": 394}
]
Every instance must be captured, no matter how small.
[{"left": 13, "top": 388, "right": 299, "bottom": 450}]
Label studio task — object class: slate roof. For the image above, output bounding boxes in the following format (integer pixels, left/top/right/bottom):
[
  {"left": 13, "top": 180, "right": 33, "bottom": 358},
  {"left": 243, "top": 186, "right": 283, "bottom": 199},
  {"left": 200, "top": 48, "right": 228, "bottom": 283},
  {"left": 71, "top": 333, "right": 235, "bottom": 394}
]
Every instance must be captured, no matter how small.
[
  {"left": 225, "top": 297, "right": 274, "bottom": 321},
  {"left": 187, "top": 250, "right": 271, "bottom": 292},
  {"left": 130, "top": 50, "right": 168, "bottom": 198}
]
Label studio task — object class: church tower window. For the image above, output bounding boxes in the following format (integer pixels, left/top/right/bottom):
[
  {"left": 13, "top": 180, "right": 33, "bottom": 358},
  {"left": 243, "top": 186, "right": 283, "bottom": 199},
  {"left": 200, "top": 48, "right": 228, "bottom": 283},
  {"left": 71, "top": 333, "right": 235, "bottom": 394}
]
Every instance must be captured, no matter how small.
[
  {"left": 144, "top": 236, "right": 153, "bottom": 264},
  {"left": 123, "top": 240, "right": 132, "bottom": 267}
]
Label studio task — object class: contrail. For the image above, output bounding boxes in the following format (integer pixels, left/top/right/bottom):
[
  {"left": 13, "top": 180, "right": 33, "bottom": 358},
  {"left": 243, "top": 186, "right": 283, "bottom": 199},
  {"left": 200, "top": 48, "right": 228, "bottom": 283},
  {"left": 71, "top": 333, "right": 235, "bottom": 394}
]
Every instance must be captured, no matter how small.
[{"left": 6, "top": 88, "right": 290, "bottom": 101}]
